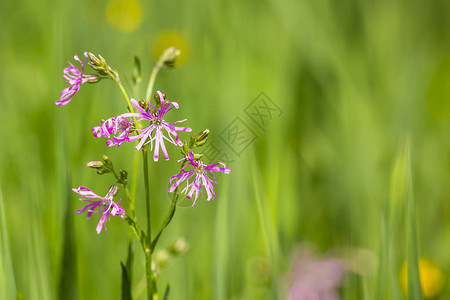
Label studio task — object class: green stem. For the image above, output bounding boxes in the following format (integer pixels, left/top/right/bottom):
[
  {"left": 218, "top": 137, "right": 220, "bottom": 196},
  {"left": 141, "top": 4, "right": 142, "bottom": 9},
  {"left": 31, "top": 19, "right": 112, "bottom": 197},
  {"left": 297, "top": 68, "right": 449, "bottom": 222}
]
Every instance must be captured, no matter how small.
[
  {"left": 145, "top": 63, "right": 162, "bottom": 102},
  {"left": 130, "top": 151, "right": 139, "bottom": 202},
  {"left": 142, "top": 149, "right": 153, "bottom": 299},
  {"left": 113, "top": 78, "right": 134, "bottom": 113},
  {"left": 142, "top": 149, "right": 151, "bottom": 245},
  {"left": 150, "top": 193, "right": 178, "bottom": 252}
]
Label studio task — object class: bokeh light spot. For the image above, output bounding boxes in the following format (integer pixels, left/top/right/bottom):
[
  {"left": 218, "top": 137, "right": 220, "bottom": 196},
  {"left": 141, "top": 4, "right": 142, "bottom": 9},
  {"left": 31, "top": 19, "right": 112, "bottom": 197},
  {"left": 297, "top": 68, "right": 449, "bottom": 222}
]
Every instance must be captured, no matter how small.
[
  {"left": 106, "top": 0, "right": 143, "bottom": 32},
  {"left": 399, "top": 258, "right": 445, "bottom": 298},
  {"left": 153, "top": 31, "right": 189, "bottom": 65}
]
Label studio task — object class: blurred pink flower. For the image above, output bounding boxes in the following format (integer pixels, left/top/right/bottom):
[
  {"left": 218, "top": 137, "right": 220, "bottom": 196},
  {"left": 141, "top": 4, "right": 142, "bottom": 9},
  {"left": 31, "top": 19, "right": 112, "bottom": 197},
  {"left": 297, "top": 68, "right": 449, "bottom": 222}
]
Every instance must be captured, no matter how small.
[{"left": 288, "top": 247, "right": 345, "bottom": 300}]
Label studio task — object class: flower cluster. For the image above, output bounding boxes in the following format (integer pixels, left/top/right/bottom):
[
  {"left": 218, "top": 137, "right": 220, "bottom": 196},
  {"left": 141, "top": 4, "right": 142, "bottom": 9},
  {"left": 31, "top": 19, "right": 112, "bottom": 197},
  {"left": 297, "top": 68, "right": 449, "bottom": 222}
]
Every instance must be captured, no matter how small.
[
  {"left": 73, "top": 185, "right": 125, "bottom": 234},
  {"left": 57, "top": 51, "right": 231, "bottom": 234}
]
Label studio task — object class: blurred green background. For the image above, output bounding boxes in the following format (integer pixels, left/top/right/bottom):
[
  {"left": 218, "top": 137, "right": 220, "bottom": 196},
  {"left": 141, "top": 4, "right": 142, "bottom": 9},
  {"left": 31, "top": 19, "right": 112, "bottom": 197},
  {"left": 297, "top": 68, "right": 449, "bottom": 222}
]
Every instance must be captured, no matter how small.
[{"left": 1, "top": 0, "right": 450, "bottom": 299}]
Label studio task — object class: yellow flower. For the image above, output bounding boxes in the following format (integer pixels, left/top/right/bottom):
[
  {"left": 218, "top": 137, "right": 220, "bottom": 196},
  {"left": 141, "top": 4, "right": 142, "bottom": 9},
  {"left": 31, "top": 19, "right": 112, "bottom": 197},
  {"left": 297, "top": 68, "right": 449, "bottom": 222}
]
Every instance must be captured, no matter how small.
[
  {"left": 106, "top": 0, "right": 143, "bottom": 32},
  {"left": 152, "top": 31, "right": 189, "bottom": 65},
  {"left": 399, "top": 258, "right": 445, "bottom": 298}
]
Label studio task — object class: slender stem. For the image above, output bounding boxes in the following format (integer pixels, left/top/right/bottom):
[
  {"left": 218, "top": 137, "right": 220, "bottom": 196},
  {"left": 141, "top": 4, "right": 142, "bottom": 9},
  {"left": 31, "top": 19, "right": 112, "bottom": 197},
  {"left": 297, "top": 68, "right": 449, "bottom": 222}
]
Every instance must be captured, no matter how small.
[
  {"left": 145, "top": 63, "right": 162, "bottom": 102},
  {"left": 142, "top": 149, "right": 151, "bottom": 244},
  {"left": 113, "top": 78, "right": 134, "bottom": 112},
  {"left": 131, "top": 151, "right": 139, "bottom": 201},
  {"left": 142, "top": 148, "right": 153, "bottom": 299}
]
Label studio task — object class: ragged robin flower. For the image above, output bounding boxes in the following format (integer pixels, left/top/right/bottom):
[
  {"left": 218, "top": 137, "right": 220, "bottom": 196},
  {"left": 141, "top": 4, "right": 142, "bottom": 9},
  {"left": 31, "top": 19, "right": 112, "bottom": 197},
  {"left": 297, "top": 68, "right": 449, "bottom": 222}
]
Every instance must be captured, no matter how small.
[
  {"left": 73, "top": 185, "right": 125, "bottom": 234},
  {"left": 120, "top": 91, "right": 192, "bottom": 161},
  {"left": 56, "top": 52, "right": 98, "bottom": 106},
  {"left": 168, "top": 151, "right": 231, "bottom": 206},
  {"left": 92, "top": 116, "right": 134, "bottom": 147}
]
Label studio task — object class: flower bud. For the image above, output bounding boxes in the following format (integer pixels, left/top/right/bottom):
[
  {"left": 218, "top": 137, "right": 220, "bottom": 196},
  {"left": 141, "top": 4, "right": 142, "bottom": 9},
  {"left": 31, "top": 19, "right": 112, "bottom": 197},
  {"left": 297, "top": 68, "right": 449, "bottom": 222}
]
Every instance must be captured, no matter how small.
[
  {"left": 132, "top": 56, "right": 141, "bottom": 85},
  {"left": 154, "top": 92, "right": 165, "bottom": 107},
  {"left": 88, "top": 52, "right": 107, "bottom": 71},
  {"left": 88, "top": 52, "right": 118, "bottom": 80},
  {"left": 158, "top": 47, "right": 180, "bottom": 68},
  {"left": 170, "top": 237, "right": 189, "bottom": 255},
  {"left": 82, "top": 74, "right": 101, "bottom": 84},
  {"left": 181, "top": 142, "right": 190, "bottom": 156},
  {"left": 102, "top": 154, "right": 112, "bottom": 167},
  {"left": 154, "top": 249, "right": 171, "bottom": 269},
  {"left": 87, "top": 161, "right": 104, "bottom": 168},
  {"left": 96, "top": 169, "right": 111, "bottom": 175},
  {"left": 118, "top": 169, "right": 128, "bottom": 186},
  {"left": 106, "top": 184, "right": 119, "bottom": 198},
  {"left": 138, "top": 99, "right": 148, "bottom": 111},
  {"left": 195, "top": 129, "right": 209, "bottom": 147},
  {"left": 193, "top": 154, "right": 203, "bottom": 161},
  {"left": 196, "top": 129, "right": 209, "bottom": 141}
]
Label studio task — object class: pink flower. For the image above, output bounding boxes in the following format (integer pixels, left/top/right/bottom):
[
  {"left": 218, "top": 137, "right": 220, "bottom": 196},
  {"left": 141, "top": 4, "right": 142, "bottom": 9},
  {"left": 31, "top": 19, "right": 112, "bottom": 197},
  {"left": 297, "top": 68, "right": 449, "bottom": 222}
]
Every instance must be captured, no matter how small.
[
  {"left": 56, "top": 52, "right": 91, "bottom": 106},
  {"left": 287, "top": 246, "right": 345, "bottom": 300},
  {"left": 168, "top": 151, "right": 231, "bottom": 206},
  {"left": 121, "top": 91, "right": 192, "bottom": 161},
  {"left": 92, "top": 116, "right": 133, "bottom": 147},
  {"left": 73, "top": 185, "right": 125, "bottom": 234}
]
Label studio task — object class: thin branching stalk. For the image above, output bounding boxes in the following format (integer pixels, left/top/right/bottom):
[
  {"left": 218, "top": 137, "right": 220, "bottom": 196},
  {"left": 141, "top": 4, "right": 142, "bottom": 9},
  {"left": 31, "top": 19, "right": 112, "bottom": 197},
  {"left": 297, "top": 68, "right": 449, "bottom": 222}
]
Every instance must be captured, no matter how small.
[{"left": 145, "top": 63, "right": 162, "bottom": 103}]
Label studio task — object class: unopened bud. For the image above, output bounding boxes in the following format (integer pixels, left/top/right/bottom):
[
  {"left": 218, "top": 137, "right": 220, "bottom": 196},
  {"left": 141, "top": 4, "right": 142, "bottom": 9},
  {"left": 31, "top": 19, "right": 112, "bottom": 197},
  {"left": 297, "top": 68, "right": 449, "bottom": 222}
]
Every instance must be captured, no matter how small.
[
  {"left": 138, "top": 99, "right": 148, "bottom": 111},
  {"left": 102, "top": 154, "right": 112, "bottom": 166},
  {"left": 132, "top": 56, "right": 141, "bottom": 85},
  {"left": 87, "top": 161, "right": 104, "bottom": 168},
  {"left": 170, "top": 237, "right": 189, "bottom": 255},
  {"left": 196, "top": 129, "right": 209, "bottom": 141},
  {"left": 181, "top": 142, "right": 190, "bottom": 156},
  {"left": 195, "top": 129, "right": 209, "bottom": 147},
  {"left": 193, "top": 154, "right": 204, "bottom": 161},
  {"left": 154, "top": 92, "right": 165, "bottom": 107},
  {"left": 118, "top": 169, "right": 128, "bottom": 186},
  {"left": 154, "top": 249, "right": 171, "bottom": 269},
  {"left": 158, "top": 47, "right": 180, "bottom": 68},
  {"left": 88, "top": 53, "right": 107, "bottom": 70},
  {"left": 88, "top": 52, "right": 118, "bottom": 80},
  {"left": 82, "top": 74, "right": 101, "bottom": 84},
  {"left": 88, "top": 52, "right": 103, "bottom": 66},
  {"left": 195, "top": 139, "right": 207, "bottom": 147},
  {"left": 106, "top": 185, "right": 119, "bottom": 198},
  {"left": 189, "top": 135, "right": 196, "bottom": 148}
]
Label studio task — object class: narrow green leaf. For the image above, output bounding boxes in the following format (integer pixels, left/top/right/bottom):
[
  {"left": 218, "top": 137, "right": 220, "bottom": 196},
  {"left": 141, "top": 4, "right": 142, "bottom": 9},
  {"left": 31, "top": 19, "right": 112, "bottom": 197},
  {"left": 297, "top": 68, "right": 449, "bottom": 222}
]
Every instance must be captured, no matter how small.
[
  {"left": 132, "top": 56, "right": 141, "bottom": 86},
  {"left": 0, "top": 188, "right": 16, "bottom": 300},
  {"left": 121, "top": 262, "right": 132, "bottom": 300},
  {"left": 163, "top": 284, "right": 170, "bottom": 300},
  {"left": 57, "top": 174, "right": 78, "bottom": 300},
  {"left": 403, "top": 137, "right": 423, "bottom": 300}
]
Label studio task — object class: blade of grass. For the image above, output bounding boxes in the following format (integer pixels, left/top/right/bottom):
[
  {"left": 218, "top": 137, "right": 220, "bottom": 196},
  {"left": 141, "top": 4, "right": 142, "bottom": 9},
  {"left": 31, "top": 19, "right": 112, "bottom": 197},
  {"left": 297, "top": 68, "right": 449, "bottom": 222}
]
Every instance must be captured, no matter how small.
[
  {"left": 58, "top": 172, "right": 78, "bottom": 300},
  {"left": 0, "top": 188, "right": 17, "bottom": 300},
  {"left": 212, "top": 182, "right": 229, "bottom": 300},
  {"left": 26, "top": 184, "right": 53, "bottom": 300},
  {"left": 404, "top": 136, "right": 422, "bottom": 299},
  {"left": 121, "top": 262, "right": 132, "bottom": 300}
]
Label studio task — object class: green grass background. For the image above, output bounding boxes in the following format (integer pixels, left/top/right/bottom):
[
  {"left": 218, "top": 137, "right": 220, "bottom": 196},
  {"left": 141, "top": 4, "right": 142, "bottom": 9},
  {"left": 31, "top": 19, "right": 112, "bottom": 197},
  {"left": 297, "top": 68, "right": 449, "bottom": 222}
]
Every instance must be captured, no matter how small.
[{"left": 1, "top": 0, "right": 450, "bottom": 299}]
